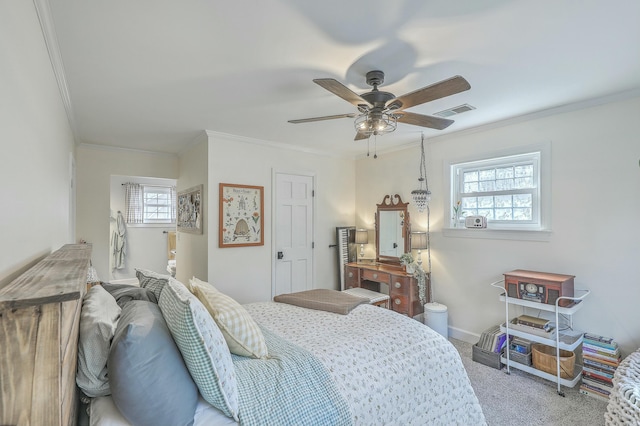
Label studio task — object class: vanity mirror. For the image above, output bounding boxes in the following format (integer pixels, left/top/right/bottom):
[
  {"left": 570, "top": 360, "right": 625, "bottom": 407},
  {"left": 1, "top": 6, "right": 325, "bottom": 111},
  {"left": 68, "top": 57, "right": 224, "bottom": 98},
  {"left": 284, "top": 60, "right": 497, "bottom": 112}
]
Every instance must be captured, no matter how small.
[{"left": 375, "top": 194, "right": 411, "bottom": 264}]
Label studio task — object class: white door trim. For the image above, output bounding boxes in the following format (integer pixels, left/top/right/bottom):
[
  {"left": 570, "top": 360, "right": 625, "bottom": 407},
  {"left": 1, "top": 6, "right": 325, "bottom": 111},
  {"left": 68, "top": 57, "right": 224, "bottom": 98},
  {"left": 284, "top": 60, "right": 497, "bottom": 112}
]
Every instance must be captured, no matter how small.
[{"left": 271, "top": 169, "right": 316, "bottom": 298}]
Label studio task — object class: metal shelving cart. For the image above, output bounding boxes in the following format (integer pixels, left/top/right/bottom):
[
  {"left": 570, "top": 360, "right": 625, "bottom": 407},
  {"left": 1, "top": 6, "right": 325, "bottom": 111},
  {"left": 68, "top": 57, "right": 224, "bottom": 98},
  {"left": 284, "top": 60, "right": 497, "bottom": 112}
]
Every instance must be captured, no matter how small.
[{"left": 491, "top": 280, "right": 590, "bottom": 396}]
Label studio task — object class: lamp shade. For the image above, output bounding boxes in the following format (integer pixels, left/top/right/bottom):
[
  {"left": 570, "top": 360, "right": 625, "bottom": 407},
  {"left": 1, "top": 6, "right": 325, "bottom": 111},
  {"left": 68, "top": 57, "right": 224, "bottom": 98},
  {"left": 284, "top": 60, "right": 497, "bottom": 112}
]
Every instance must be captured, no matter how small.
[
  {"left": 355, "top": 229, "right": 369, "bottom": 244},
  {"left": 411, "top": 231, "right": 428, "bottom": 250}
]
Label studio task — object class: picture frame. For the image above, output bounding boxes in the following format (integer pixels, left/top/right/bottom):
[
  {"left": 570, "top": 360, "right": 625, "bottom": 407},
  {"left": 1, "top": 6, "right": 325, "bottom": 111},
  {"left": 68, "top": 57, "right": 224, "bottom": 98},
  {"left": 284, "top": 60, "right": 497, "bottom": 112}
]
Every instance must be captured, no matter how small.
[
  {"left": 219, "top": 183, "right": 264, "bottom": 247},
  {"left": 177, "top": 184, "right": 203, "bottom": 234}
]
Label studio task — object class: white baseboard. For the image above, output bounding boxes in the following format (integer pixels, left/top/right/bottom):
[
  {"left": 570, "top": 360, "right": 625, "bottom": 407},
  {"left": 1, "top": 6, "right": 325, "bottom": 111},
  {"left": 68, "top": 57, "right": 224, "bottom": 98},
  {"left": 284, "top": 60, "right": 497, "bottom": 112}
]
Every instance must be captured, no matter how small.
[{"left": 448, "top": 326, "right": 480, "bottom": 344}]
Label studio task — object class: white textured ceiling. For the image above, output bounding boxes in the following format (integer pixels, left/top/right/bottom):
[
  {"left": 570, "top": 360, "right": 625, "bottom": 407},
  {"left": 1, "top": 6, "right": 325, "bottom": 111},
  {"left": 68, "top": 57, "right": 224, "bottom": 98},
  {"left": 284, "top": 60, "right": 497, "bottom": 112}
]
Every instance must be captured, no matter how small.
[{"left": 48, "top": 0, "right": 640, "bottom": 157}]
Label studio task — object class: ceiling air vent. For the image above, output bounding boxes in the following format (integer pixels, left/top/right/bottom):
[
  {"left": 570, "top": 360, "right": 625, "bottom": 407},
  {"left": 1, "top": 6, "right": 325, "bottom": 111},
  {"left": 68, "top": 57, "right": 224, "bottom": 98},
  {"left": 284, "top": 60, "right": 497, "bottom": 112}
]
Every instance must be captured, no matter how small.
[{"left": 433, "top": 103, "right": 475, "bottom": 118}]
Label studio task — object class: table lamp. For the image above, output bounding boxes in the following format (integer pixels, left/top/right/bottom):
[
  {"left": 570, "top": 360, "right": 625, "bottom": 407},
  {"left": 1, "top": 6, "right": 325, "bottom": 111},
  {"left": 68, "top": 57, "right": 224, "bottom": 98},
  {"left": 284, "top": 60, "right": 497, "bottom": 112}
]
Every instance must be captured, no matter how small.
[
  {"left": 411, "top": 231, "right": 428, "bottom": 266},
  {"left": 355, "top": 229, "right": 369, "bottom": 260}
]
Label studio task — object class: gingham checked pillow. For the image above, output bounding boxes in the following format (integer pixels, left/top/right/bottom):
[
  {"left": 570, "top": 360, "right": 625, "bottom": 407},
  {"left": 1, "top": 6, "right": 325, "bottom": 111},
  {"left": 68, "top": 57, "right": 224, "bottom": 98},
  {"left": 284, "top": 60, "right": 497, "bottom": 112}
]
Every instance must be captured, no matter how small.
[
  {"left": 158, "top": 278, "right": 239, "bottom": 420},
  {"left": 190, "top": 277, "right": 268, "bottom": 359},
  {"left": 135, "top": 268, "right": 170, "bottom": 300}
]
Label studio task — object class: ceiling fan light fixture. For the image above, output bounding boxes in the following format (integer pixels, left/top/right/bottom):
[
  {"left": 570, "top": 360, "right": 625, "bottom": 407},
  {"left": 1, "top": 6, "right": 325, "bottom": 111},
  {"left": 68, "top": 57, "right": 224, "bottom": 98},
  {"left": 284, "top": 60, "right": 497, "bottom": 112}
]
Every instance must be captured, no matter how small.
[{"left": 354, "top": 111, "right": 397, "bottom": 137}]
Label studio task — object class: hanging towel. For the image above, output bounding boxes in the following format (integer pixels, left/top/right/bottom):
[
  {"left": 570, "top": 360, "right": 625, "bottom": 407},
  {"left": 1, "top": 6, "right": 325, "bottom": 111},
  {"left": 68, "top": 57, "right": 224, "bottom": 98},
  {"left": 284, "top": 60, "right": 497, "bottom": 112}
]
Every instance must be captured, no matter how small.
[{"left": 112, "top": 211, "right": 127, "bottom": 269}]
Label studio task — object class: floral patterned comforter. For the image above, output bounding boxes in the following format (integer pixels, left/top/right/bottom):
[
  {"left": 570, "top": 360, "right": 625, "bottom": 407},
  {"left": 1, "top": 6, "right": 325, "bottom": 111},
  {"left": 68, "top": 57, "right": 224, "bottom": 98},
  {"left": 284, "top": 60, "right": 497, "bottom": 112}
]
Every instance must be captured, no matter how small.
[{"left": 245, "top": 302, "right": 486, "bottom": 426}]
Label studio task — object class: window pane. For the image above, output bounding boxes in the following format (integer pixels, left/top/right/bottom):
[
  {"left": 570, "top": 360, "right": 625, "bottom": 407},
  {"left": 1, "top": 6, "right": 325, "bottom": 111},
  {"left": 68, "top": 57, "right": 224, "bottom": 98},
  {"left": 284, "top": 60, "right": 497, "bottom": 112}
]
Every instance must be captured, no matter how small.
[
  {"left": 514, "top": 177, "right": 534, "bottom": 188},
  {"left": 496, "top": 167, "right": 513, "bottom": 179},
  {"left": 479, "top": 169, "right": 495, "bottom": 181},
  {"left": 463, "top": 171, "right": 478, "bottom": 182},
  {"left": 513, "top": 208, "right": 532, "bottom": 220},
  {"left": 461, "top": 197, "right": 477, "bottom": 208},
  {"left": 513, "top": 194, "right": 532, "bottom": 207},
  {"left": 478, "top": 209, "right": 494, "bottom": 219},
  {"left": 479, "top": 180, "right": 495, "bottom": 192},
  {"left": 495, "top": 195, "right": 512, "bottom": 208},
  {"left": 478, "top": 196, "right": 494, "bottom": 208},
  {"left": 515, "top": 165, "right": 533, "bottom": 177},
  {"left": 495, "top": 209, "right": 512, "bottom": 220},
  {"left": 463, "top": 182, "right": 479, "bottom": 193}
]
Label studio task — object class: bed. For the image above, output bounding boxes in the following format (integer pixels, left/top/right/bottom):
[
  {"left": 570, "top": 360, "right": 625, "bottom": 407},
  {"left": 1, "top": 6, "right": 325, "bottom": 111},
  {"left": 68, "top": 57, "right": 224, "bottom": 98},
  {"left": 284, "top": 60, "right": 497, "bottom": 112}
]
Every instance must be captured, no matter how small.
[{"left": 0, "top": 245, "right": 486, "bottom": 426}]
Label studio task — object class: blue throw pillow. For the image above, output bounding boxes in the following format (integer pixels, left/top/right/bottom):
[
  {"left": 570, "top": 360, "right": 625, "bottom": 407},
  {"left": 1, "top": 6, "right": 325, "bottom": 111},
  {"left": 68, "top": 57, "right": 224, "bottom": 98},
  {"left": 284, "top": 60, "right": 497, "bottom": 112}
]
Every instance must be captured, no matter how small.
[{"left": 108, "top": 300, "right": 197, "bottom": 426}]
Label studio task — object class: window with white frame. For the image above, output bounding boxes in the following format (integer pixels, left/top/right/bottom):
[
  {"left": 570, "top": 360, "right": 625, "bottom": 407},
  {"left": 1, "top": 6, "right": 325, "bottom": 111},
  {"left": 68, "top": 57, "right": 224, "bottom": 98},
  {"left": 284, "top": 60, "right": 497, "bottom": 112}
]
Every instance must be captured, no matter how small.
[
  {"left": 124, "top": 183, "right": 176, "bottom": 225},
  {"left": 143, "top": 186, "right": 175, "bottom": 224},
  {"left": 450, "top": 150, "right": 545, "bottom": 230}
]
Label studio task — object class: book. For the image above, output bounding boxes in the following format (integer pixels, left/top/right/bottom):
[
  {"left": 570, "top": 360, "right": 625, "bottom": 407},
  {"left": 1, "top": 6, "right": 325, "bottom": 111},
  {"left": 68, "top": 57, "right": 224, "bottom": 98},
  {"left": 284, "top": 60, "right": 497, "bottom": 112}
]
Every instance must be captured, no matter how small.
[
  {"left": 582, "top": 355, "right": 617, "bottom": 374},
  {"left": 516, "top": 314, "right": 551, "bottom": 329},
  {"left": 580, "top": 381, "right": 611, "bottom": 397},
  {"left": 583, "top": 344, "right": 620, "bottom": 357},
  {"left": 582, "top": 374, "right": 613, "bottom": 388},
  {"left": 506, "top": 320, "right": 556, "bottom": 338},
  {"left": 583, "top": 351, "right": 620, "bottom": 364},
  {"left": 579, "top": 387, "right": 610, "bottom": 402},
  {"left": 583, "top": 333, "right": 617, "bottom": 346},
  {"left": 583, "top": 366, "right": 615, "bottom": 380}
]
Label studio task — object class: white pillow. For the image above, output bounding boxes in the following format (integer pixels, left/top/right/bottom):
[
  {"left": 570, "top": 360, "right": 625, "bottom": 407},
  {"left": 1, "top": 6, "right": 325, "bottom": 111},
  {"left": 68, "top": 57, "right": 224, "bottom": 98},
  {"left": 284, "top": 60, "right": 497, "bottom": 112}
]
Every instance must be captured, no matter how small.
[
  {"left": 190, "top": 277, "right": 268, "bottom": 359},
  {"left": 158, "top": 278, "right": 239, "bottom": 421},
  {"left": 76, "top": 285, "right": 121, "bottom": 397}
]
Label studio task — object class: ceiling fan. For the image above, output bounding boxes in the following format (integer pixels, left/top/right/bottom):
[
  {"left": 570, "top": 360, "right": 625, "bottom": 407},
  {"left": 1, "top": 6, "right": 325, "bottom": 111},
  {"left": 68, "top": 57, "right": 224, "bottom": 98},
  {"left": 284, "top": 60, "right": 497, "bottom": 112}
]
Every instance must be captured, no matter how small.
[{"left": 288, "top": 70, "right": 471, "bottom": 140}]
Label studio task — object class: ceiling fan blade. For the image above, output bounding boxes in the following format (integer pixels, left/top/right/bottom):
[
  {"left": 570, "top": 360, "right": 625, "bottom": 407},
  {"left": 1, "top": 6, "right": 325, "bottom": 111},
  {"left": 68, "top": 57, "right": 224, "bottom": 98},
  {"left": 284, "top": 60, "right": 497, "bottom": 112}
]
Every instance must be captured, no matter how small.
[
  {"left": 395, "top": 111, "right": 454, "bottom": 130},
  {"left": 354, "top": 132, "right": 369, "bottom": 141},
  {"left": 288, "top": 113, "right": 356, "bottom": 124},
  {"left": 313, "top": 78, "right": 372, "bottom": 108},
  {"left": 388, "top": 75, "right": 470, "bottom": 110}
]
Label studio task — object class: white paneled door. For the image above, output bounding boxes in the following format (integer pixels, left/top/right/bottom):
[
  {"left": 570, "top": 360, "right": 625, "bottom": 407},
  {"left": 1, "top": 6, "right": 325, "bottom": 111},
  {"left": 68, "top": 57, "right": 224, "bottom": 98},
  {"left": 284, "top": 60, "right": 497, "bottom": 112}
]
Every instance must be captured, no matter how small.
[{"left": 273, "top": 172, "right": 314, "bottom": 297}]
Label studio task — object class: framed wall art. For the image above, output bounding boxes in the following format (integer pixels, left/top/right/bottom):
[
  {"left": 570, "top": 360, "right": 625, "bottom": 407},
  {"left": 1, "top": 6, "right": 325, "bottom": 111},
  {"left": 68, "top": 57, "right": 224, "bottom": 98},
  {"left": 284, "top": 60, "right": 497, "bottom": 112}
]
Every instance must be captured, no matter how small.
[
  {"left": 219, "top": 183, "right": 264, "bottom": 247},
  {"left": 177, "top": 184, "right": 203, "bottom": 234}
]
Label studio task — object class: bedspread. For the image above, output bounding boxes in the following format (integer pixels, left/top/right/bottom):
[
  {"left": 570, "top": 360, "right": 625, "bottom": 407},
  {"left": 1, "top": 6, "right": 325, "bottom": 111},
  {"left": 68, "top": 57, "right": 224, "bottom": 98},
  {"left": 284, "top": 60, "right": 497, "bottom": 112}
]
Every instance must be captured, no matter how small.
[
  {"left": 245, "top": 302, "right": 486, "bottom": 425},
  {"left": 232, "top": 327, "right": 351, "bottom": 426}
]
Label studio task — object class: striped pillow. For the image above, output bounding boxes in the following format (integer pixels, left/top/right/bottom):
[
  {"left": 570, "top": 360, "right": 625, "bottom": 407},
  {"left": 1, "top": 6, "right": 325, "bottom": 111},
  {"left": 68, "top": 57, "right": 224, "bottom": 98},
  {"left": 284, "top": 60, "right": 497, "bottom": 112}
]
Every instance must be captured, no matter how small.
[
  {"left": 135, "top": 269, "right": 170, "bottom": 300},
  {"left": 158, "top": 278, "right": 239, "bottom": 420},
  {"left": 190, "top": 278, "right": 268, "bottom": 359}
]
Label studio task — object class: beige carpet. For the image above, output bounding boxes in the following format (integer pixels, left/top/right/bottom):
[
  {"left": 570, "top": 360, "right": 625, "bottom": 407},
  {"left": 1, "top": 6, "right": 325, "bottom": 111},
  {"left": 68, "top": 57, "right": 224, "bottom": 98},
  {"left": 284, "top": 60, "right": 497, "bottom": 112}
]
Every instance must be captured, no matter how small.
[{"left": 450, "top": 338, "right": 609, "bottom": 425}]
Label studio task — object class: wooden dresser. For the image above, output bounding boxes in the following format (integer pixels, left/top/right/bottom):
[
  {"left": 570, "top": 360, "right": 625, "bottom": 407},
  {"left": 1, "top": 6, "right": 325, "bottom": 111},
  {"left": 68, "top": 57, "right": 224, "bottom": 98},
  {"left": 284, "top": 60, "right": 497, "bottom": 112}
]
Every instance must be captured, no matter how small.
[
  {"left": 0, "top": 244, "right": 91, "bottom": 426},
  {"left": 345, "top": 262, "right": 430, "bottom": 317}
]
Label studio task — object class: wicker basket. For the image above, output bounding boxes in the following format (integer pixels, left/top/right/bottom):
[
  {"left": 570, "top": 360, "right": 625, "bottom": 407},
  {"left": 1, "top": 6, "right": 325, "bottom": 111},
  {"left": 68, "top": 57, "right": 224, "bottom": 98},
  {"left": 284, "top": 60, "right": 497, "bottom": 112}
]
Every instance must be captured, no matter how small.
[{"left": 531, "top": 344, "right": 575, "bottom": 378}]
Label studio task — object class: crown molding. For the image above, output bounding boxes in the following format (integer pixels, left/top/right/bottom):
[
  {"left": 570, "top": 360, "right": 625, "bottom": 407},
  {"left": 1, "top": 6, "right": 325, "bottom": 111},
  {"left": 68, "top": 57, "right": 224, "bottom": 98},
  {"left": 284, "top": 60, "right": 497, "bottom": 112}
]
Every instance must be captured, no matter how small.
[
  {"left": 78, "top": 142, "right": 178, "bottom": 158},
  {"left": 33, "top": 0, "right": 80, "bottom": 144},
  {"left": 204, "top": 130, "right": 349, "bottom": 159}
]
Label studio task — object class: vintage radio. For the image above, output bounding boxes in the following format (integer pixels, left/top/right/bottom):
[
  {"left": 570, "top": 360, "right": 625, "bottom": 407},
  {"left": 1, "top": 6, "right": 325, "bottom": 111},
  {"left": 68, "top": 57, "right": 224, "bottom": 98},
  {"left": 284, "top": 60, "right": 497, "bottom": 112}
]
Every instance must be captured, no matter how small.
[{"left": 504, "top": 269, "right": 575, "bottom": 307}]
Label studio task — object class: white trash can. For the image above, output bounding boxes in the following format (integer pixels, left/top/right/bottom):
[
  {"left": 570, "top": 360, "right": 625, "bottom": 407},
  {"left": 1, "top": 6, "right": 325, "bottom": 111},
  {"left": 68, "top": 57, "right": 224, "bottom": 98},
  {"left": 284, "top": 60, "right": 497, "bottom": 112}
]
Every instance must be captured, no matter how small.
[{"left": 424, "top": 302, "right": 448, "bottom": 338}]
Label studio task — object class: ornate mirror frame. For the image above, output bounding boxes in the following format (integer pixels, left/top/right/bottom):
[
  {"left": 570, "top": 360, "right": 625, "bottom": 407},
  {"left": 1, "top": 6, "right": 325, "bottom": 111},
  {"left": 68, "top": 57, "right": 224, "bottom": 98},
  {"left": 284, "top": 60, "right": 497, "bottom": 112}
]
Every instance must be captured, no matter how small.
[{"left": 375, "top": 194, "right": 411, "bottom": 265}]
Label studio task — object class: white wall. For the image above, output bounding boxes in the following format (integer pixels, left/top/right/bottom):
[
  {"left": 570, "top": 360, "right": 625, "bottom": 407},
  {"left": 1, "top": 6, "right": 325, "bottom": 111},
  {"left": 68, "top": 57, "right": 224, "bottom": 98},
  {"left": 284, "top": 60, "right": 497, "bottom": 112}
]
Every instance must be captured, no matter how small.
[
  {"left": 109, "top": 175, "right": 176, "bottom": 280},
  {"left": 0, "top": 0, "right": 75, "bottom": 285},
  {"left": 356, "top": 95, "right": 640, "bottom": 356},
  {"left": 206, "top": 132, "right": 356, "bottom": 304},
  {"left": 76, "top": 145, "right": 179, "bottom": 280},
  {"left": 176, "top": 133, "right": 208, "bottom": 284}
]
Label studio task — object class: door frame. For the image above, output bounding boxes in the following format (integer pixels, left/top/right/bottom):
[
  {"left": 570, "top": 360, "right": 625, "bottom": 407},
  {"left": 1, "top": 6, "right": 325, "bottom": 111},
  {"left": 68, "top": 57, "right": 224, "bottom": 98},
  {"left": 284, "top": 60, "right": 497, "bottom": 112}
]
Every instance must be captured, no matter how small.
[{"left": 271, "top": 169, "right": 316, "bottom": 298}]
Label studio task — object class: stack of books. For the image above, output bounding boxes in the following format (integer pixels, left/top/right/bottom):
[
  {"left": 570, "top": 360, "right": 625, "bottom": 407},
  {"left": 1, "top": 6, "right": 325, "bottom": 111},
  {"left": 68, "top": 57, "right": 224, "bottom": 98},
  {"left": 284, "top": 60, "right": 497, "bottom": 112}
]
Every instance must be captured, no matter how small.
[
  {"left": 580, "top": 333, "right": 621, "bottom": 401},
  {"left": 508, "top": 314, "right": 556, "bottom": 338},
  {"left": 477, "top": 325, "right": 507, "bottom": 354}
]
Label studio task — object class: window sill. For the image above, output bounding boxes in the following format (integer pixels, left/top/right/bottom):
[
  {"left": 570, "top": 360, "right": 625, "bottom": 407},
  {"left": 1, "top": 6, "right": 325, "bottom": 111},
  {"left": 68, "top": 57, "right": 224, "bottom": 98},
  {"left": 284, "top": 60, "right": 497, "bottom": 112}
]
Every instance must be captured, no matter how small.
[
  {"left": 126, "top": 223, "right": 176, "bottom": 228},
  {"left": 442, "top": 227, "right": 552, "bottom": 241}
]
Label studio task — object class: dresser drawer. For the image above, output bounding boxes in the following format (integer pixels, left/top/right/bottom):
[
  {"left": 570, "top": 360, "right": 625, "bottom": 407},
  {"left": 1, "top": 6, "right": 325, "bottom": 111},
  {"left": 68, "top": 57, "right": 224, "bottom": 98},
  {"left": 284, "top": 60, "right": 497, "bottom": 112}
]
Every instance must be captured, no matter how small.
[
  {"left": 390, "top": 294, "right": 410, "bottom": 315},
  {"left": 390, "top": 276, "right": 411, "bottom": 296},
  {"left": 344, "top": 266, "right": 359, "bottom": 289},
  {"left": 361, "top": 269, "right": 390, "bottom": 284}
]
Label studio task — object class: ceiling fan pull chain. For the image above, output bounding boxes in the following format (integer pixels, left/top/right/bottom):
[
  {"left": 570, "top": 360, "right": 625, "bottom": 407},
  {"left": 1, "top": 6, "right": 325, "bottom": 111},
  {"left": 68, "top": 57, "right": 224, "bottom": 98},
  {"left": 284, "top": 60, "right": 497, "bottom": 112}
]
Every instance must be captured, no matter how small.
[
  {"left": 374, "top": 134, "right": 378, "bottom": 159},
  {"left": 367, "top": 136, "right": 370, "bottom": 157}
]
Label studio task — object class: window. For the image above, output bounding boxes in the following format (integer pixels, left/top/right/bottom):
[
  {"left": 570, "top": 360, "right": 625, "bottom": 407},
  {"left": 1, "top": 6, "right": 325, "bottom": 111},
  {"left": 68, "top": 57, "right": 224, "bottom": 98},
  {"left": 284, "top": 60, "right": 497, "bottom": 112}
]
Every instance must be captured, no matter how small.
[
  {"left": 143, "top": 186, "right": 174, "bottom": 224},
  {"left": 124, "top": 183, "right": 176, "bottom": 225},
  {"left": 450, "top": 148, "right": 548, "bottom": 231}
]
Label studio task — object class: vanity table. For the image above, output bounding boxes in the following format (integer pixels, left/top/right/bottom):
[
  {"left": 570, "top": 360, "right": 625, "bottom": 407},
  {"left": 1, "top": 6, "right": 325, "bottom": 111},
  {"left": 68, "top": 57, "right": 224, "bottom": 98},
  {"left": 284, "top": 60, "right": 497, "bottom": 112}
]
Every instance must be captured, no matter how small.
[
  {"left": 345, "top": 194, "right": 430, "bottom": 318},
  {"left": 344, "top": 262, "right": 429, "bottom": 317}
]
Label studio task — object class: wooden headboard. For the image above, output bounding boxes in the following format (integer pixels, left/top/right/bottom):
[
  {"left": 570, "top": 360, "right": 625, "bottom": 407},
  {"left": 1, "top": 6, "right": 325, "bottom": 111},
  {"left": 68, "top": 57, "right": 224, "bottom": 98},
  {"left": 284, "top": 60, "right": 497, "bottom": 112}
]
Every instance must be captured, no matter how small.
[{"left": 0, "top": 244, "right": 91, "bottom": 426}]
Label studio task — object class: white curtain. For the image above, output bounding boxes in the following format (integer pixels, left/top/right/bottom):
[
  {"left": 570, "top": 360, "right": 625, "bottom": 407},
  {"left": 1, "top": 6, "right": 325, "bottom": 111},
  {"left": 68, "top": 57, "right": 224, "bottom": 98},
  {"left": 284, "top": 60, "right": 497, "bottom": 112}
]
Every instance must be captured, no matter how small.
[
  {"left": 124, "top": 183, "right": 143, "bottom": 224},
  {"left": 170, "top": 186, "right": 177, "bottom": 224}
]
